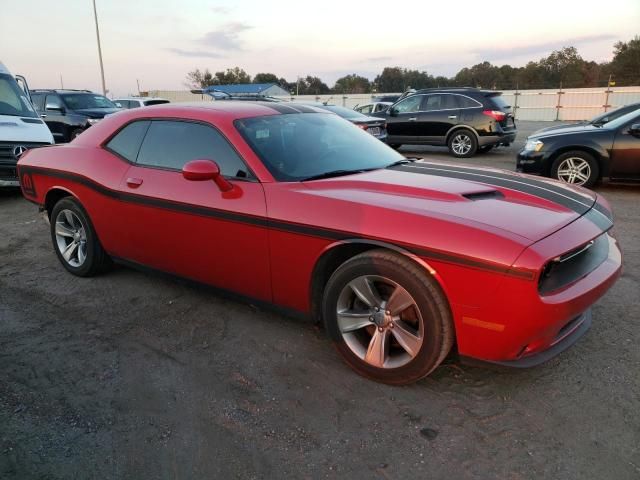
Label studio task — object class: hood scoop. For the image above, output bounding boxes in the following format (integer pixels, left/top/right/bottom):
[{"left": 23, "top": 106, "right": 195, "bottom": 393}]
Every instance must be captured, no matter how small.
[{"left": 462, "top": 190, "right": 504, "bottom": 201}]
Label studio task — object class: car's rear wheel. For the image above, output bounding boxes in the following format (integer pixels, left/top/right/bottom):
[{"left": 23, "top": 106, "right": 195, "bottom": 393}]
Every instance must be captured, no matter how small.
[
  {"left": 50, "top": 197, "right": 111, "bottom": 277},
  {"left": 322, "top": 249, "right": 454, "bottom": 385},
  {"left": 448, "top": 129, "right": 478, "bottom": 158},
  {"left": 550, "top": 151, "right": 599, "bottom": 187}
]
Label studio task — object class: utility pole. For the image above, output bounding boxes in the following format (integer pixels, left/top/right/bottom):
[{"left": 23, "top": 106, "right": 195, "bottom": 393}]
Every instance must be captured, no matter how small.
[
  {"left": 296, "top": 76, "right": 300, "bottom": 96},
  {"left": 92, "top": 0, "right": 107, "bottom": 95},
  {"left": 136, "top": 79, "right": 141, "bottom": 96},
  {"left": 60, "top": 74, "right": 64, "bottom": 89}
]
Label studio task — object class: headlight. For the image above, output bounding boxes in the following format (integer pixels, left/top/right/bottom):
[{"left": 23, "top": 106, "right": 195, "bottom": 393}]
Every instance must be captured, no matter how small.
[
  {"left": 87, "top": 118, "right": 101, "bottom": 126},
  {"left": 524, "top": 139, "right": 544, "bottom": 152}
]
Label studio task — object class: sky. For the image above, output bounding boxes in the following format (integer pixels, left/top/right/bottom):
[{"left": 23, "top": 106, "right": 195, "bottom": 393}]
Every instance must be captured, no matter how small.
[{"left": 1, "top": 0, "right": 639, "bottom": 97}]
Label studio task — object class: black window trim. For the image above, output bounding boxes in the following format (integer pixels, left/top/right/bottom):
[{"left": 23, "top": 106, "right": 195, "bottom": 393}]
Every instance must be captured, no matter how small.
[
  {"left": 393, "top": 93, "right": 483, "bottom": 114},
  {"left": 101, "top": 117, "right": 258, "bottom": 182}
]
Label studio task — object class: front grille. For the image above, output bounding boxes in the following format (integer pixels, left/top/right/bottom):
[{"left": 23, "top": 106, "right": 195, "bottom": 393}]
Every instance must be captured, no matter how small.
[
  {"left": 538, "top": 233, "right": 610, "bottom": 295},
  {"left": 0, "top": 141, "right": 49, "bottom": 161}
]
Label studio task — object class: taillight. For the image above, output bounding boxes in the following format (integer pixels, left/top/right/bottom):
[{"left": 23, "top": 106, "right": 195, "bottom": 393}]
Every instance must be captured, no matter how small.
[
  {"left": 483, "top": 110, "right": 506, "bottom": 122},
  {"left": 357, "top": 124, "right": 368, "bottom": 130}
]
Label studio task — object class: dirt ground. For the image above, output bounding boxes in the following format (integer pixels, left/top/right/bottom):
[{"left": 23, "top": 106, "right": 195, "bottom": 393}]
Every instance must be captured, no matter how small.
[{"left": 1, "top": 121, "right": 639, "bottom": 479}]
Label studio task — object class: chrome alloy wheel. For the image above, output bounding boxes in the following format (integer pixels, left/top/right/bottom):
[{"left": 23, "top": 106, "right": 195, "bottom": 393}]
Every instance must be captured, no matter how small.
[
  {"left": 556, "top": 157, "right": 591, "bottom": 185},
  {"left": 451, "top": 134, "right": 472, "bottom": 155},
  {"left": 336, "top": 275, "right": 424, "bottom": 369},
  {"left": 54, "top": 209, "right": 88, "bottom": 267}
]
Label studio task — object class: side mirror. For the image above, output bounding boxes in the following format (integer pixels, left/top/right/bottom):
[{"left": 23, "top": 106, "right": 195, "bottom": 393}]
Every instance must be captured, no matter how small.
[
  {"left": 629, "top": 123, "right": 640, "bottom": 137},
  {"left": 114, "top": 102, "right": 122, "bottom": 108},
  {"left": 182, "top": 159, "right": 233, "bottom": 192},
  {"left": 388, "top": 107, "right": 398, "bottom": 117},
  {"left": 45, "top": 103, "right": 65, "bottom": 113}
]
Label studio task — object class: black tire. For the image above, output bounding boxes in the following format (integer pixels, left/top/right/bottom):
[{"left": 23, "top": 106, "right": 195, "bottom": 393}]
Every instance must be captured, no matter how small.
[
  {"left": 388, "top": 144, "right": 402, "bottom": 150},
  {"left": 550, "top": 150, "right": 599, "bottom": 188},
  {"left": 322, "top": 249, "right": 454, "bottom": 385},
  {"left": 477, "top": 145, "right": 494, "bottom": 154},
  {"left": 69, "top": 128, "right": 84, "bottom": 142},
  {"left": 50, "top": 197, "right": 111, "bottom": 277},
  {"left": 447, "top": 129, "right": 478, "bottom": 158}
]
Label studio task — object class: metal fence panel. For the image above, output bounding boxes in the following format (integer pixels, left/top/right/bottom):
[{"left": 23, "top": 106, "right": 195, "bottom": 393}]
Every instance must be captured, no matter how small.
[{"left": 149, "top": 87, "right": 640, "bottom": 121}]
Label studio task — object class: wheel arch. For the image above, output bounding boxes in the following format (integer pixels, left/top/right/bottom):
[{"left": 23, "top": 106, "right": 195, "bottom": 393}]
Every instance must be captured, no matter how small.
[
  {"left": 445, "top": 124, "right": 479, "bottom": 144},
  {"left": 546, "top": 144, "right": 609, "bottom": 178},
  {"left": 44, "top": 187, "right": 76, "bottom": 218},
  {"left": 309, "top": 239, "right": 447, "bottom": 324}
]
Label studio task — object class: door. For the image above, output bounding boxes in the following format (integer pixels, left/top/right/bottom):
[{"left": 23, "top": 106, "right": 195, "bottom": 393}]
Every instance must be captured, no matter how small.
[
  {"left": 385, "top": 94, "right": 425, "bottom": 143},
  {"left": 609, "top": 120, "right": 640, "bottom": 180},
  {"left": 416, "top": 94, "right": 461, "bottom": 144},
  {"left": 43, "top": 94, "right": 67, "bottom": 141},
  {"left": 112, "top": 119, "right": 272, "bottom": 301}
]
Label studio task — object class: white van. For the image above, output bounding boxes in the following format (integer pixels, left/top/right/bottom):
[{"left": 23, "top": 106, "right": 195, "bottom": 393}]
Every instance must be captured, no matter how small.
[{"left": 0, "top": 61, "right": 54, "bottom": 187}]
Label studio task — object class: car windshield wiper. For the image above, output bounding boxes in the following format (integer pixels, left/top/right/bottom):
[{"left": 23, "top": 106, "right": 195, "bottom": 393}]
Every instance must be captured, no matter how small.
[
  {"left": 386, "top": 157, "right": 420, "bottom": 168},
  {"left": 300, "top": 169, "right": 370, "bottom": 181}
]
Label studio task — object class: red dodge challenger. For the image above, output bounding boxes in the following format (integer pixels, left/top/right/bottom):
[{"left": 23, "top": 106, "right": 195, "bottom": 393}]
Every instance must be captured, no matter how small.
[{"left": 17, "top": 102, "right": 622, "bottom": 384}]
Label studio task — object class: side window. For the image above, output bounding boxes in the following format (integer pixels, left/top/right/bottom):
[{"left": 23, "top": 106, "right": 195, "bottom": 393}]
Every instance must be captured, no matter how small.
[
  {"left": 105, "top": 121, "right": 150, "bottom": 162},
  {"left": 116, "top": 100, "right": 130, "bottom": 109},
  {"left": 422, "top": 95, "right": 444, "bottom": 111},
  {"left": 45, "top": 94, "right": 63, "bottom": 110},
  {"left": 357, "top": 105, "right": 373, "bottom": 114},
  {"left": 457, "top": 95, "right": 481, "bottom": 108},
  {"left": 394, "top": 95, "right": 422, "bottom": 113},
  {"left": 136, "top": 120, "right": 250, "bottom": 178},
  {"left": 129, "top": 101, "right": 141, "bottom": 109},
  {"left": 30, "top": 93, "right": 45, "bottom": 111}
]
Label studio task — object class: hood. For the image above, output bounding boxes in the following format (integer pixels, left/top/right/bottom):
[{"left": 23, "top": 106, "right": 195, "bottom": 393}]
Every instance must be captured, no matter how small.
[
  {"left": 74, "top": 108, "right": 121, "bottom": 118},
  {"left": 534, "top": 121, "right": 588, "bottom": 134},
  {"left": 529, "top": 123, "right": 606, "bottom": 139},
  {"left": 302, "top": 161, "right": 597, "bottom": 243},
  {"left": 0, "top": 115, "right": 54, "bottom": 143}
]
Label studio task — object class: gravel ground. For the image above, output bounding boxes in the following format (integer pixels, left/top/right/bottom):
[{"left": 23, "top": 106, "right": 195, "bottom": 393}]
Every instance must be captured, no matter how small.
[{"left": 1, "top": 121, "right": 639, "bottom": 479}]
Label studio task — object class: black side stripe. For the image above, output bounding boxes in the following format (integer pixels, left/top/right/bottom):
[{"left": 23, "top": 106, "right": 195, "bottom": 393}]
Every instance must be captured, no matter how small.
[
  {"left": 393, "top": 163, "right": 595, "bottom": 215},
  {"left": 22, "top": 166, "right": 537, "bottom": 280}
]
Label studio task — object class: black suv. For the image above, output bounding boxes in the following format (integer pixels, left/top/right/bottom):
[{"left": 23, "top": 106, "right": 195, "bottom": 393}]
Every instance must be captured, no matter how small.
[
  {"left": 372, "top": 87, "right": 516, "bottom": 157},
  {"left": 29, "top": 89, "right": 121, "bottom": 142}
]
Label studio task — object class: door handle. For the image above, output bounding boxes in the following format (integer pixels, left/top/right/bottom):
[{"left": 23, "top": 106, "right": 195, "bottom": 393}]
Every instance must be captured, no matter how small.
[
  {"left": 448, "top": 115, "right": 457, "bottom": 119},
  {"left": 408, "top": 117, "right": 418, "bottom": 121},
  {"left": 40, "top": 114, "right": 47, "bottom": 118},
  {"left": 126, "top": 177, "right": 143, "bottom": 188}
]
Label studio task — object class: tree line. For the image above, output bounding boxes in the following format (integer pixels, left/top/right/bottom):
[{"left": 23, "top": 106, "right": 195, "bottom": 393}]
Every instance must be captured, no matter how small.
[{"left": 185, "top": 36, "right": 640, "bottom": 94}]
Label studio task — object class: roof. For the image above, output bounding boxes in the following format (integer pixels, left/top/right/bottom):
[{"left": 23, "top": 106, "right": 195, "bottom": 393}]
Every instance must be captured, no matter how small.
[
  {"left": 0, "top": 62, "right": 10, "bottom": 75},
  {"left": 114, "top": 97, "right": 168, "bottom": 101},
  {"left": 203, "top": 83, "right": 283, "bottom": 94}
]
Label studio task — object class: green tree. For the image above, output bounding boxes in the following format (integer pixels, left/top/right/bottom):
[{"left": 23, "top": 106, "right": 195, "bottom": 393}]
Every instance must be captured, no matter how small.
[
  {"left": 253, "top": 73, "right": 280, "bottom": 84},
  {"left": 608, "top": 36, "right": 640, "bottom": 86},
  {"left": 333, "top": 74, "right": 371, "bottom": 93},
  {"left": 374, "top": 67, "right": 405, "bottom": 93},
  {"left": 538, "top": 47, "right": 586, "bottom": 87},
  {"left": 213, "top": 67, "right": 251, "bottom": 84},
  {"left": 185, "top": 68, "right": 216, "bottom": 89},
  {"left": 295, "top": 76, "right": 330, "bottom": 95}
]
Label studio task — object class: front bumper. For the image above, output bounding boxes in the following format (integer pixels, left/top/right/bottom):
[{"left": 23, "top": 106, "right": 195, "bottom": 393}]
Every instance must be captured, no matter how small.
[
  {"left": 0, "top": 163, "right": 19, "bottom": 188},
  {"left": 516, "top": 149, "right": 546, "bottom": 174},
  {"left": 460, "top": 309, "right": 591, "bottom": 368}
]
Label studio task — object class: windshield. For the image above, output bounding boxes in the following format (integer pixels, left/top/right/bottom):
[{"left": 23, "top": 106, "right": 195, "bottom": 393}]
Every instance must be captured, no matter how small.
[
  {"left": 0, "top": 73, "right": 38, "bottom": 117},
  {"left": 601, "top": 109, "right": 640, "bottom": 130},
  {"left": 235, "top": 113, "right": 403, "bottom": 181},
  {"left": 590, "top": 104, "right": 640, "bottom": 125},
  {"left": 319, "top": 105, "right": 370, "bottom": 120},
  {"left": 61, "top": 93, "right": 117, "bottom": 110}
]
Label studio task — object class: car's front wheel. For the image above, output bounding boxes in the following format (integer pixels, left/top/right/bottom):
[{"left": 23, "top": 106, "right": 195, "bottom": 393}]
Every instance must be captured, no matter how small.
[
  {"left": 550, "top": 151, "right": 599, "bottom": 187},
  {"left": 50, "top": 197, "right": 111, "bottom": 277},
  {"left": 448, "top": 129, "right": 478, "bottom": 158},
  {"left": 322, "top": 249, "right": 454, "bottom": 385}
]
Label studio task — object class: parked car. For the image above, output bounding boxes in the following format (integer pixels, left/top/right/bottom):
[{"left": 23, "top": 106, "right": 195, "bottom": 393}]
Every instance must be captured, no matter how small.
[
  {"left": 114, "top": 97, "right": 170, "bottom": 109},
  {"left": 517, "top": 109, "right": 640, "bottom": 187},
  {"left": 372, "top": 87, "right": 517, "bottom": 157},
  {"left": 372, "top": 95, "right": 401, "bottom": 103},
  {"left": 17, "top": 102, "right": 621, "bottom": 384},
  {"left": 535, "top": 102, "right": 640, "bottom": 135},
  {"left": 297, "top": 103, "right": 387, "bottom": 141},
  {"left": 0, "top": 62, "right": 53, "bottom": 188},
  {"left": 354, "top": 102, "right": 392, "bottom": 115},
  {"left": 29, "top": 89, "right": 121, "bottom": 143}
]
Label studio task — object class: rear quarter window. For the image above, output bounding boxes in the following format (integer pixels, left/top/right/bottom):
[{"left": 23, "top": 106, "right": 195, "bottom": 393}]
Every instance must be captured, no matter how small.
[
  {"left": 105, "top": 120, "right": 151, "bottom": 162},
  {"left": 487, "top": 94, "right": 511, "bottom": 111}
]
